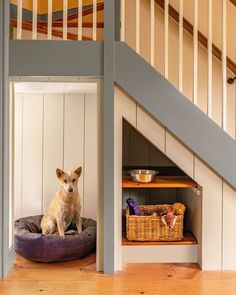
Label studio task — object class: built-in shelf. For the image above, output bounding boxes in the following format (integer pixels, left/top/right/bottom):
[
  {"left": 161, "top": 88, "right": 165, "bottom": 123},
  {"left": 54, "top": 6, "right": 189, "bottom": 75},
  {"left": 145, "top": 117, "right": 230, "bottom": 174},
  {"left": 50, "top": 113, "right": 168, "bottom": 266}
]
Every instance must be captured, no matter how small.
[
  {"left": 122, "top": 176, "right": 198, "bottom": 189},
  {"left": 122, "top": 232, "right": 198, "bottom": 246}
]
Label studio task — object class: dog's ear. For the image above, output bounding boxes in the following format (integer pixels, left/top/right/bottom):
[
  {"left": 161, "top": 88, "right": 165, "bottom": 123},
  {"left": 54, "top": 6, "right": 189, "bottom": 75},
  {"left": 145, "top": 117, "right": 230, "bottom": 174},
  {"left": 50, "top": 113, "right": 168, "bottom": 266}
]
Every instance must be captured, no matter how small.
[
  {"left": 56, "top": 168, "right": 64, "bottom": 179},
  {"left": 74, "top": 167, "right": 82, "bottom": 178}
]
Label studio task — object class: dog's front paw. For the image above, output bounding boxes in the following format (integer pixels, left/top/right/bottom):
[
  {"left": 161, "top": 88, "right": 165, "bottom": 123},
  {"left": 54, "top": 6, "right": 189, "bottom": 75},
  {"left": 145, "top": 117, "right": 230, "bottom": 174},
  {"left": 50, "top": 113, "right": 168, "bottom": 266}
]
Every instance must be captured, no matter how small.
[{"left": 77, "top": 227, "right": 82, "bottom": 234}]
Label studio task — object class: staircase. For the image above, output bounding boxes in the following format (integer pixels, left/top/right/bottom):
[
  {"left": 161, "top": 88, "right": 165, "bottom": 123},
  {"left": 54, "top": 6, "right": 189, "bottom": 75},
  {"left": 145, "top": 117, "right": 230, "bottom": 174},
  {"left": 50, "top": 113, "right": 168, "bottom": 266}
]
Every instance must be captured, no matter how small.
[
  {"left": 119, "top": 0, "right": 236, "bottom": 188},
  {"left": 10, "top": 0, "right": 236, "bottom": 187}
]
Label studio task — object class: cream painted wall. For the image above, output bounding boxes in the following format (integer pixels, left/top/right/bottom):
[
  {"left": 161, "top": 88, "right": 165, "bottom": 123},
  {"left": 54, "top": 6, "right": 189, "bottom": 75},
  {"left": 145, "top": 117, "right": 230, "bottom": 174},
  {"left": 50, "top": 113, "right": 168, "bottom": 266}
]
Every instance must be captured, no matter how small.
[
  {"left": 115, "top": 85, "right": 236, "bottom": 270},
  {"left": 124, "top": 1, "right": 236, "bottom": 139},
  {"left": 14, "top": 90, "right": 98, "bottom": 221}
]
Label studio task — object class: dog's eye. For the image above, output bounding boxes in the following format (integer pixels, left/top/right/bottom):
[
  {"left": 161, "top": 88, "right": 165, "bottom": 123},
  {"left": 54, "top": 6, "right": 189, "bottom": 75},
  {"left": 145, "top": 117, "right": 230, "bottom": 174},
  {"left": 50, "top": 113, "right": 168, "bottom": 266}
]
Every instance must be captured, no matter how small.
[
  {"left": 72, "top": 179, "right": 76, "bottom": 183},
  {"left": 64, "top": 179, "right": 67, "bottom": 184}
]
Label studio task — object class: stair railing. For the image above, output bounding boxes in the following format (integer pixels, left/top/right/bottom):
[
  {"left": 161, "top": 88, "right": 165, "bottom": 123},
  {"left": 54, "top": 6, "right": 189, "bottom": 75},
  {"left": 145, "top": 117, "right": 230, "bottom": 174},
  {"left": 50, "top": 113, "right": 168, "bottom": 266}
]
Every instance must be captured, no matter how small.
[
  {"left": 13, "top": 0, "right": 103, "bottom": 41},
  {"left": 120, "top": 0, "right": 236, "bottom": 139}
]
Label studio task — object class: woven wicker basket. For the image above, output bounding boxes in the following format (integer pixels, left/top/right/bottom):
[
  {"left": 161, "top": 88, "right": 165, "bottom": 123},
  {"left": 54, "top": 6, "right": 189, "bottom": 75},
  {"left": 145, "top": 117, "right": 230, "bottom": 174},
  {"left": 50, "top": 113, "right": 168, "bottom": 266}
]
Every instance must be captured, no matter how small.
[{"left": 126, "top": 204, "right": 185, "bottom": 241}]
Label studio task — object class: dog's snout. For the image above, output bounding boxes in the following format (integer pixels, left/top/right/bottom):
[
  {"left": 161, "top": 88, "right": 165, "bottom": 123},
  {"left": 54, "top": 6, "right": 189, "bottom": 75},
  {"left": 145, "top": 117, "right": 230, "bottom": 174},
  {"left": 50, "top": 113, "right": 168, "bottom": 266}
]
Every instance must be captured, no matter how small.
[{"left": 68, "top": 187, "right": 73, "bottom": 193}]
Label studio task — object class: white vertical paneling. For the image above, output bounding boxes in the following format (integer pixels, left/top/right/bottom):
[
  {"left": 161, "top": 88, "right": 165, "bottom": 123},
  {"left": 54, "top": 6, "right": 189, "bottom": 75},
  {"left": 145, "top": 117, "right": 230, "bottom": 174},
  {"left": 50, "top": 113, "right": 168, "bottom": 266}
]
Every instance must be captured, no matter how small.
[
  {"left": 84, "top": 94, "right": 97, "bottom": 220},
  {"left": 17, "top": 0, "right": 22, "bottom": 39},
  {"left": 63, "top": 0, "right": 68, "bottom": 40},
  {"left": 207, "top": 0, "right": 212, "bottom": 118},
  {"left": 136, "top": 0, "right": 140, "bottom": 54},
  {"left": 193, "top": 0, "right": 198, "bottom": 105},
  {"left": 222, "top": 182, "right": 236, "bottom": 269},
  {"left": 14, "top": 94, "right": 23, "bottom": 220},
  {"left": 194, "top": 157, "right": 222, "bottom": 270},
  {"left": 179, "top": 0, "right": 183, "bottom": 92},
  {"left": 137, "top": 106, "right": 165, "bottom": 153},
  {"left": 166, "top": 131, "right": 194, "bottom": 179},
  {"left": 164, "top": 0, "right": 169, "bottom": 78},
  {"left": 222, "top": 0, "right": 227, "bottom": 131},
  {"left": 121, "top": 0, "right": 125, "bottom": 42},
  {"left": 150, "top": 0, "right": 155, "bottom": 66},
  {"left": 43, "top": 94, "right": 64, "bottom": 212},
  {"left": 22, "top": 94, "right": 43, "bottom": 216},
  {"left": 32, "top": 0, "right": 38, "bottom": 40},
  {"left": 64, "top": 94, "right": 84, "bottom": 215},
  {"left": 93, "top": 0, "right": 97, "bottom": 41},
  {"left": 78, "top": 0, "right": 83, "bottom": 41},
  {"left": 47, "top": 0, "right": 53, "bottom": 40}
]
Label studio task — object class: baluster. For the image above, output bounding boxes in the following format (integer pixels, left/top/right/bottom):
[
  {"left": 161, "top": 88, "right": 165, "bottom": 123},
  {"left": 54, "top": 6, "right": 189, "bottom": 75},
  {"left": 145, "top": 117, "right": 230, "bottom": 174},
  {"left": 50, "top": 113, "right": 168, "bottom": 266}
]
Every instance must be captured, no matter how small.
[
  {"left": 179, "top": 0, "right": 183, "bottom": 92},
  {"left": 207, "top": 0, "right": 212, "bottom": 118},
  {"left": 136, "top": 0, "right": 140, "bottom": 53},
  {"left": 17, "top": 0, "right": 22, "bottom": 39},
  {"left": 193, "top": 0, "right": 198, "bottom": 105},
  {"left": 48, "top": 0, "right": 52, "bottom": 40},
  {"left": 164, "top": 0, "right": 169, "bottom": 78},
  {"left": 78, "top": 0, "right": 83, "bottom": 40},
  {"left": 93, "top": 0, "right": 97, "bottom": 41},
  {"left": 150, "top": 0, "right": 155, "bottom": 66},
  {"left": 32, "top": 0, "right": 38, "bottom": 39},
  {"left": 121, "top": 0, "right": 125, "bottom": 42},
  {"left": 63, "top": 0, "right": 68, "bottom": 40},
  {"left": 222, "top": 0, "right": 227, "bottom": 131}
]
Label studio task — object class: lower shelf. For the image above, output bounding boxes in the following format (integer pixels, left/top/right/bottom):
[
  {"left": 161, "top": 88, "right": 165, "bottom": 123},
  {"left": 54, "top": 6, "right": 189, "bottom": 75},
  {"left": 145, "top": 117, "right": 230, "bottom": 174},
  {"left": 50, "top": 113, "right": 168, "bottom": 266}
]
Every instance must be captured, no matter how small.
[{"left": 122, "top": 231, "right": 198, "bottom": 246}]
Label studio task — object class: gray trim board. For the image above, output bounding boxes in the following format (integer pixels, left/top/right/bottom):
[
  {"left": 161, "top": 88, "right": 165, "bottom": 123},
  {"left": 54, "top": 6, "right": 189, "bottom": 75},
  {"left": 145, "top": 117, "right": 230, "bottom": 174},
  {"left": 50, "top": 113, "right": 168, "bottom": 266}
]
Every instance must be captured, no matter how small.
[
  {"left": 115, "top": 42, "right": 236, "bottom": 189},
  {"left": 1, "top": 0, "right": 14, "bottom": 280},
  {"left": 103, "top": 0, "right": 116, "bottom": 274},
  {"left": 0, "top": 0, "right": 4, "bottom": 280},
  {"left": 9, "top": 41, "right": 104, "bottom": 77}
]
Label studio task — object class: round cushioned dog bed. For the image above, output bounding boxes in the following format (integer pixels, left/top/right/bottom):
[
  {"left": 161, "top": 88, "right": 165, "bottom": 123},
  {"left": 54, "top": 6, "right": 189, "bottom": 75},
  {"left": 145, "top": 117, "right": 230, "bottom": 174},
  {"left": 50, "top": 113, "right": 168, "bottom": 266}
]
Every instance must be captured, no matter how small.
[{"left": 14, "top": 215, "right": 96, "bottom": 262}]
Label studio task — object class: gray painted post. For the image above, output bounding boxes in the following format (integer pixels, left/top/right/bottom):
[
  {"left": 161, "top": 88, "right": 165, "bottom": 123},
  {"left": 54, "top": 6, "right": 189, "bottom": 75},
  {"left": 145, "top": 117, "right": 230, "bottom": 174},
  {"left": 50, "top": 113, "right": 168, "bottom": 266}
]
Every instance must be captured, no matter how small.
[
  {"left": 0, "top": 0, "right": 4, "bottom": 280},
  {"left": 1, "top": 0, "right": 14, "bottom": 280},
  {"left": 103, "top": 0, "right": 120, "bottom": 274},
  {"left": 0, "top": 0, "right": 14, "bottom": 278}
]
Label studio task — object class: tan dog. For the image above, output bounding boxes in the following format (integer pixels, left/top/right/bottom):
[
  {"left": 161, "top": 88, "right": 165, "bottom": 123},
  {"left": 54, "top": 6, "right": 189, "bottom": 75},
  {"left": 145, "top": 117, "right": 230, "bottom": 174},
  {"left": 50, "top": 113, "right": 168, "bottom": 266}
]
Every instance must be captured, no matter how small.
[{"left": 41, "top": 167, "right": 82, "bottom": 238}]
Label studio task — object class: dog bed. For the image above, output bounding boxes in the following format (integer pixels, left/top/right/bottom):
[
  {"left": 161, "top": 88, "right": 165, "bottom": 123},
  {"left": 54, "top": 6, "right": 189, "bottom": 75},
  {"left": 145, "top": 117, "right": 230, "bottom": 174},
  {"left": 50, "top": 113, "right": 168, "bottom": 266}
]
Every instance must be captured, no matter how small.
[{"left": 14, "top": 215, "right": 96, "bottom": 262}]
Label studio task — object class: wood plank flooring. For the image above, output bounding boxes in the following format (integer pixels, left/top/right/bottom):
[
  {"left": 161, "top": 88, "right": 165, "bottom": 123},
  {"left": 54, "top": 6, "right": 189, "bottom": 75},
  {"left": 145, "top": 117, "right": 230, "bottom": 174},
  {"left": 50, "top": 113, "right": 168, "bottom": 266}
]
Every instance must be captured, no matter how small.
[{"left": 1, "top": 253, "right": 236, "bottom": 294}]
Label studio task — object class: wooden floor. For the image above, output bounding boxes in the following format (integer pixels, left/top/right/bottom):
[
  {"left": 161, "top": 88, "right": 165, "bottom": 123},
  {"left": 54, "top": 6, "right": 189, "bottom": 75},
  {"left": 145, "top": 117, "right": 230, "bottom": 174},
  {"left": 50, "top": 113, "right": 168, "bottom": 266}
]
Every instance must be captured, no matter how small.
[{"left": 1, "top": 253, "right": 236, "bottom": 294}]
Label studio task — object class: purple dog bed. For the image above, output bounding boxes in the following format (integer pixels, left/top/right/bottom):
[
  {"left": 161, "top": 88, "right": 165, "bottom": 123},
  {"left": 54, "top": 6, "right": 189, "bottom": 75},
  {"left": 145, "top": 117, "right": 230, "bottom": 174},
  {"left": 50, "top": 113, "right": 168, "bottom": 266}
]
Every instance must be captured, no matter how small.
[{"left": 14, "top": 215, "right": 96, "bottom": 262}]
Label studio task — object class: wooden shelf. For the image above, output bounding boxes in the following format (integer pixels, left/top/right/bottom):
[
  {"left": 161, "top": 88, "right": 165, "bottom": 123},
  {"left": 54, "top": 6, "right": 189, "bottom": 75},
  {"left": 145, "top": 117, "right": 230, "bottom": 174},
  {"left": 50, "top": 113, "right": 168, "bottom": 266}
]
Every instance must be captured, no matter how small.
[
  {"left": 122, "top": 232, "right": 198, "bottom": 246},
  {"left": 122, "top": 176, "right": 198, "bottom": 189}
]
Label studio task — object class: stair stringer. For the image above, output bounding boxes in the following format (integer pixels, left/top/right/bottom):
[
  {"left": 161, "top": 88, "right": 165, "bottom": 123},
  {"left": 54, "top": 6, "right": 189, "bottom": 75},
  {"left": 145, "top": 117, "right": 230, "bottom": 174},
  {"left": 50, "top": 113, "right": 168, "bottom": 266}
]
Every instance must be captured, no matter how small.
[{"left": 114, "top": 42, "right": 236, "bottom": 189}]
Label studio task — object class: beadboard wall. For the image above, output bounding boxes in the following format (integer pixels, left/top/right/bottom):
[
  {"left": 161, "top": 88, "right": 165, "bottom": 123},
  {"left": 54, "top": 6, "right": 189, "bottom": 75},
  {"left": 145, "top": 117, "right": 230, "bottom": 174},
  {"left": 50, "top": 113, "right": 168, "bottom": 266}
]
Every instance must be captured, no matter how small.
[{"left": 14, "top": 90, "right": 98, "bottom": 221}]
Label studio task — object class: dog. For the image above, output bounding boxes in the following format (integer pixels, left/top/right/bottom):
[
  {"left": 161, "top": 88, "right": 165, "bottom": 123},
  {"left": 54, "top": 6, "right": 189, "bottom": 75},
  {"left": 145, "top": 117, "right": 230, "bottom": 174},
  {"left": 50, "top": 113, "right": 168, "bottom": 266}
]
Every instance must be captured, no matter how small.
[{"left": 41, "top": 167, "right": 82, "bottom": 238}]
